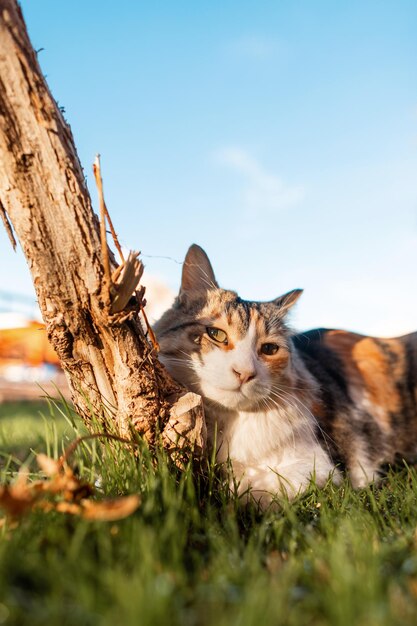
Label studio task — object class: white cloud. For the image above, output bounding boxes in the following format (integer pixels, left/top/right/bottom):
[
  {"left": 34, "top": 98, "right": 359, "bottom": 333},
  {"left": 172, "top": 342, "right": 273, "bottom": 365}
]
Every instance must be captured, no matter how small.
[{"left": 215, "top": 146, "right": 304, "bottom": 218}]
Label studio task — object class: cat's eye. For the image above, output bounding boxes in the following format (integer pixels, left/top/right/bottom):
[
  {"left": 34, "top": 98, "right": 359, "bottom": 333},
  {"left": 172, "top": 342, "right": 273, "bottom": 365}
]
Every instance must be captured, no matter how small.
[
  {"left": 206, "top": 327, "right": 228, "bottom": 344},
  {"left": 260, "top": 343, "right": 279, "bottom": 356}
]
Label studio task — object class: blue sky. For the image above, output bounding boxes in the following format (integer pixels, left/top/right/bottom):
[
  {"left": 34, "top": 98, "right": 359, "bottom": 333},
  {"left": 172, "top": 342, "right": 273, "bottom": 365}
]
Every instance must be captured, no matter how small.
[{"left": 1, "top": 1, "right": 417, "bottom": 335}]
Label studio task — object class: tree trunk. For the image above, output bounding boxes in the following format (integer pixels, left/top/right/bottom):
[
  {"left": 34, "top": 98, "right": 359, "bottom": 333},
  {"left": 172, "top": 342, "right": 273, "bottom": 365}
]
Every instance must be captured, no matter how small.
[{"left": 0, "top": 0, "right": 206, "bottom": 454}]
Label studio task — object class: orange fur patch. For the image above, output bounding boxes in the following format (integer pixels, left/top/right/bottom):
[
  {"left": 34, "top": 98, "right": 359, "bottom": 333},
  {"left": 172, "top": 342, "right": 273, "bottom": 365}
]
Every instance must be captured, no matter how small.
[
  {"left": 352, "top": 337, "right": 404, "bottom": 417},
  {"left": 323, "top": 331, "right": 405, "bottom": 431}
]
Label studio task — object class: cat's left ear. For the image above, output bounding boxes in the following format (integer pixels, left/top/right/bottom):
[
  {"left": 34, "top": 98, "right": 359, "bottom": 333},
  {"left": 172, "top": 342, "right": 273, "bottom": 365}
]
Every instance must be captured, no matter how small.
[
  {"left": 272, "top": 289, "right": 303, "bottom": 314},
  {"left": 179, "top": 244, "right": 218, "bottom": 302}
]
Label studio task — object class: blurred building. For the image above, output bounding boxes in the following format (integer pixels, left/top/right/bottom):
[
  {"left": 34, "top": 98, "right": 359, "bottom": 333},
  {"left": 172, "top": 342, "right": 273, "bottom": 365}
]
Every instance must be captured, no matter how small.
[{"left": 0, "top": 291, "right": 67, "bottom": 401}]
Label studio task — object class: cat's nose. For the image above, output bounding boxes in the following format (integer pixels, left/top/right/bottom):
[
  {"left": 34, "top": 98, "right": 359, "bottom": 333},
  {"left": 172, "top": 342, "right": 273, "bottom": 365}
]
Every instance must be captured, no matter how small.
[{"left": 232, "top": 368, "right": 256, "bottom": 385}]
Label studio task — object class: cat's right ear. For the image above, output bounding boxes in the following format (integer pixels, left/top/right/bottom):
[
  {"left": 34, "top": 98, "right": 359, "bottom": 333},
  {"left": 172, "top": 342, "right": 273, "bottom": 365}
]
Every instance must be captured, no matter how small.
[
  {"left": 179, "top": 244, "right": 218, "bottom": 302},
  {"left": 272, "top": 288, "right": 303, "bottom": 314}
]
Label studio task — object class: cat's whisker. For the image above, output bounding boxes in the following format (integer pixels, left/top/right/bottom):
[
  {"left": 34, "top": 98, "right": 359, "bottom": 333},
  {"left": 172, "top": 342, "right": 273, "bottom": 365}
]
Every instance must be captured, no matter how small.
[
  {"left": 269, "top": 386, "right": 337, "bottom": 453},
  {"left": 270, "top": 380, "right": 318, "bottom": 392},
  {"left": 255, "top": 393, "right": 300, "bottom": 450},
  {"left": 161, "top": 358, "right": 194, "bottom": 371},
  {"left": 178, "top": 349, "right": 194, "bottom": 357},
  {"left": 162, "top": 356, "right": 192, "bottom": 365},
  {"left": 269, "top": 388, "right": 317, "bottom": 429},
  {"left": 267, "top": 388, "right": 317, "bottom": 433}
]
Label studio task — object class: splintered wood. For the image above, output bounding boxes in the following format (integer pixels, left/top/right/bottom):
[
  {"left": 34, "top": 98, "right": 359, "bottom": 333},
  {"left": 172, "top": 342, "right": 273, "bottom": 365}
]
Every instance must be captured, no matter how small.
[
  {"left": 92, "top": 155, "right": 144, "bottom": 316},
  {"left": 91, "top": 155, "right": 157, "bottom": 349}
]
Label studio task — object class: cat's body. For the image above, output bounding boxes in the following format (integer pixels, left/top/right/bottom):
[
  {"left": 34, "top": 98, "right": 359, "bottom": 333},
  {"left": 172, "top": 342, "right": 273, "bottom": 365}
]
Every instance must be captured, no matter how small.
[{"left": 154, "top": 245, "right": 417, "bottom": 508}]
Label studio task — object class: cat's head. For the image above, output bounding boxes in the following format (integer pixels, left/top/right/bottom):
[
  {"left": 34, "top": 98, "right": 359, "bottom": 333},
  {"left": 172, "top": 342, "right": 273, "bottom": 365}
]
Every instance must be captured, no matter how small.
[{"left": 154, "top": 244, "right": 302, "bottom": 412}]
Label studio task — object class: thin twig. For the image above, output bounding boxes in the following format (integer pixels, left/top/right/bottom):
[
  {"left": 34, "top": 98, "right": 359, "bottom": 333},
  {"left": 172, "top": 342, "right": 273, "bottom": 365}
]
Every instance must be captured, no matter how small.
[
  {"left": 91, "top": 156, "right": 124, "bottom": 264},
  {"left": 58, "top": 432, "right": 136, "bottom": 467},
  {"left": 93, "top": 155, "right": 111, "bottom": 293},
  {"left": 104, "top": 204, "right": 125, "bottom": 263},
  {"left": 140, "top": 302, "right": 159, "bottom": 351},
  {"left": 0, "top": 199, "right": 16, "bottom": 250}
]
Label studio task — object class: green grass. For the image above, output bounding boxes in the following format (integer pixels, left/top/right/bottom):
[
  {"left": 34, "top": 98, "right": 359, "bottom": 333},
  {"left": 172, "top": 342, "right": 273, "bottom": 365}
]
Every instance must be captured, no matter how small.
[
  {"left": 0, "top": 399, "right": 87, "bottom": 460},
  {"left": 1, "top": 400, "right": 417, "bottom": 626}
]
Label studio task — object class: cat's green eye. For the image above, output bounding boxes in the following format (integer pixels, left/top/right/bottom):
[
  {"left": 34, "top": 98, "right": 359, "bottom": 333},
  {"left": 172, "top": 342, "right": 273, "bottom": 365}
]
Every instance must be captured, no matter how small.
[
  {"left": 206, "top": 327, "right": 228, "bottom": 344},
  {"left": 261, "top": 343, "right": 279, "bottom": 356}
]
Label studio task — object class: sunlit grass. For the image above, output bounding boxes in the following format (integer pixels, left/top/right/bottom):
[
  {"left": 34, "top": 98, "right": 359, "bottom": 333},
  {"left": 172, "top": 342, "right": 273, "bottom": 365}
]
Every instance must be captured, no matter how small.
[
  {"left": 0, "top": 399, "right": 87, "bottom": 461},
  {"left": 0, "top": 400, "right": 417, "bottom": 625}
]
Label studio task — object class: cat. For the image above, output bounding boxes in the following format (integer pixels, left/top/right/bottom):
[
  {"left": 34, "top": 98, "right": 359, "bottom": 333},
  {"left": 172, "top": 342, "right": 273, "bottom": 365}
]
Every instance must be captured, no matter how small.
[{"left": 154, "top": 244, "right": 417, "bottom": 508}]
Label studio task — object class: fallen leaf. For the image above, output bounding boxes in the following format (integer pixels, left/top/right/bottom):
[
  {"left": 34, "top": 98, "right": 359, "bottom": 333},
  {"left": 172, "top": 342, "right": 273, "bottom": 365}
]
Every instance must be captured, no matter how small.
[
  {"left": 0, "top": 470, "right": 41, "bottom": 518},
  {"left": 55, "top": 502, "right": 83, "bottom": 515},
  {"left": 79, "top": 495, "right": 141, "bottom": 521},
  {"left": 0, "top": 451, "right": 140, "bottom": 524},
  {"left": 408, "top": 577, "right": 417, "bottom": 597},
  {"left": 37, "top": 453, "right": 60, "bottom": 476},
  {"left": 0, "top": 517, "right": 19, "bottom": 531},
  {"left": 0, "top": 485, "right": 35, "bottom": 517},
  {"left": 36, "top": 454, "right": 94, "bottom": 501}
]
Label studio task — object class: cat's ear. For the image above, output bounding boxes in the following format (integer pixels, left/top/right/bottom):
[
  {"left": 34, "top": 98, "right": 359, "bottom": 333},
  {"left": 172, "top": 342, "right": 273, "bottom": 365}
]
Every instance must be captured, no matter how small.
[
  {"left": 179, "top": 244, "right": 218, "bottom": 301},
  {"left": 272, "top": 289, "right": 303, "bottom": 314}
]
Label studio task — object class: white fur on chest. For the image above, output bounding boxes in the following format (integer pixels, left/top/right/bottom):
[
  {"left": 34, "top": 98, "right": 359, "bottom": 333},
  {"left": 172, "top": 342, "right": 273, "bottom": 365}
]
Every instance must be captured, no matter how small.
[{"left": 207, "top": 403, "right": 337, "bottom": 506}]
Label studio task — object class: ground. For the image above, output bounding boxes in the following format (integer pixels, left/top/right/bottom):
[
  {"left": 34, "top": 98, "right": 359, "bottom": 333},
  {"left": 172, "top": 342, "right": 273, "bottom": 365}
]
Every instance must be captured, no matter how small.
[{"left": 0, "top": 399, "right": 417, "bottom": 626}]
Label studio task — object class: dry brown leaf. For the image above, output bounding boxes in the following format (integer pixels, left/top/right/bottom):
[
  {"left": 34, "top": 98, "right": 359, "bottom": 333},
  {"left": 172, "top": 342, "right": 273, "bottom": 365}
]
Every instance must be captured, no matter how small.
[
  {"left": 79, "top": 495, "right": 141, "bottom": 521},
  {"left": 36, "top": 454, "right": 94, "bottom": 501},
  {"left": 0, "top": 483, "right": 38, "bottom": 518},
  {"left": 0, "top": 451, "right": 140, "bottom": 524},
  {"left": 0, "top": 517, "right": 19, "bottom": 531},
  {"left": 55, "top": 501, "right": 83, "bottom": 515},
  {"left": 47, "top": 473, "right": 92, "bottom": 501},
  {"left": 36, "top": 453, "right": 60, "bottom": 476},
  {"left": 408, "top": 577, "right": 417, "bottom": 598}
]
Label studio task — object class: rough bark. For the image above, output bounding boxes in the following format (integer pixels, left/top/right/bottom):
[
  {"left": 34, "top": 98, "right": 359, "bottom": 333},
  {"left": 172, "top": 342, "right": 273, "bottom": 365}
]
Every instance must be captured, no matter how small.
[{"left": 0, "top": 0, "right": 206, "bottom": 454}]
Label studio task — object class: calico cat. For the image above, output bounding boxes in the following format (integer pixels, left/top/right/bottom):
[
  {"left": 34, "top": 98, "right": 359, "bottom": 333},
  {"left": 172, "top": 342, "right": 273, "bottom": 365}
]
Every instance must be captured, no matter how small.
[{"left": 154, "top": 244, "right": 417, "bottom": 508}]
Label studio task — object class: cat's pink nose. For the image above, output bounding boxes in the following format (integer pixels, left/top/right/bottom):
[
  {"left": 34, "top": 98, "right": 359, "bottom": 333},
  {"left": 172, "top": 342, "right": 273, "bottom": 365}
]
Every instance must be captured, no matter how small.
[{"left": 233, "top": 368, "right": 256, "bottom": 385}]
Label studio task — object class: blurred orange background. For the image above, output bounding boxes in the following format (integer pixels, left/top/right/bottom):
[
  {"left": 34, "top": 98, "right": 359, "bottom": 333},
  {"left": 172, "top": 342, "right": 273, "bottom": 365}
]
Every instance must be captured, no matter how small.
[{"left": 0, "top": 321, "right": 60, "bottom": 369}]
